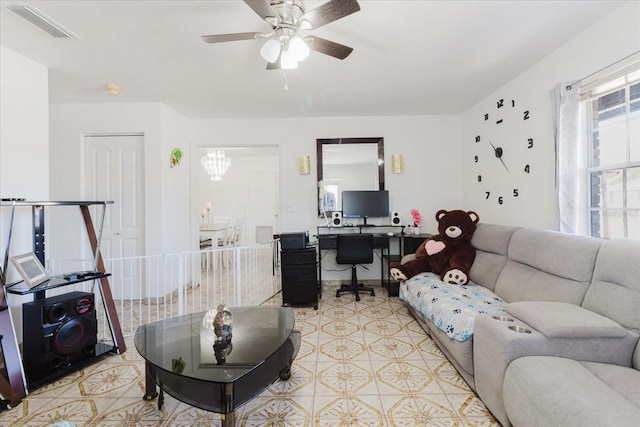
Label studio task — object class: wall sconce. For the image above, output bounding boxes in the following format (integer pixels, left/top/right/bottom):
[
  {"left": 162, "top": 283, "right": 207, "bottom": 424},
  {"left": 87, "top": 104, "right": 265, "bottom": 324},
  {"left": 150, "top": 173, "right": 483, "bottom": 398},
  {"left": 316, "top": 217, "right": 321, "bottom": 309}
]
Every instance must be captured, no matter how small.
[
  {"left": 392, "top": 154, "right": 404, "bottom": 174},
  {"left": 298, "top": 155, "right": 311, "bottom": 175}
]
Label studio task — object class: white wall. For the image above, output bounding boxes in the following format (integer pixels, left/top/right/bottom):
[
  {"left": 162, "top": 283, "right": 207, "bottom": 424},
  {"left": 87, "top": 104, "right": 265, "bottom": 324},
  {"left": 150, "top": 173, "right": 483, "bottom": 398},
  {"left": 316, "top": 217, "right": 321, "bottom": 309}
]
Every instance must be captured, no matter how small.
[
  {"left": 192, "top": 115, "right": 462, "bottom": 281},
  {"left": 4, "top": 1, "right": 637, "bottom": 289},
  {"left": 0, "top": 46, "right": 50, "bottom": 254},
  {"left": 461, "top": 1, "right": 640, "bottom": 230},
  {"left": 193, "top": 115, "right": 463, "bottom": 237},
  {"left": 0, "top": 46, "right": 50, "bottom": 336},
  {"left": 49, "top": 103, "right": 192, "bottom": 258}
]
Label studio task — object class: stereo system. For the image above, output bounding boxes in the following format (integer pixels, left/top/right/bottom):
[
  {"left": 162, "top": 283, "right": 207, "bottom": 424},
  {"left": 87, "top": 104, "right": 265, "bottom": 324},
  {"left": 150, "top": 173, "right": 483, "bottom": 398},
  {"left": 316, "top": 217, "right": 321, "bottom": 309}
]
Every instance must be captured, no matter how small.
[
  {"left": 22, "top": 291, "right": 98, "bottom": 382},
  {"left": 391, "top": 211, "right": 401, "bottom": 225},
  {"left": 331, "top": 211, "right": 343, "bottom": 227}
]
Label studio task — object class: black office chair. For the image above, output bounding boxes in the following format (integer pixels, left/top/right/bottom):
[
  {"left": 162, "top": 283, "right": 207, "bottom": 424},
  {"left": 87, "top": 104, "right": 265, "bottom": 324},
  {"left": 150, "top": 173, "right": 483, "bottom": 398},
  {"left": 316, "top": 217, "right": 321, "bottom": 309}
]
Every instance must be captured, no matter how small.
[{"left": 335, "top": 233, "right": 376, "bottom": 301}]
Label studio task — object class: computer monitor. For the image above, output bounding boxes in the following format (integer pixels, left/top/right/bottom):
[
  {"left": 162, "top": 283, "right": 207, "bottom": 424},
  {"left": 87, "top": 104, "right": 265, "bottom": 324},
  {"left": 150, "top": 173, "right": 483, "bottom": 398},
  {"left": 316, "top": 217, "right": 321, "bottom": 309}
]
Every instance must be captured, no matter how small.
[{"left": 342, "top": 190, "right": 389, "bottom": 224}]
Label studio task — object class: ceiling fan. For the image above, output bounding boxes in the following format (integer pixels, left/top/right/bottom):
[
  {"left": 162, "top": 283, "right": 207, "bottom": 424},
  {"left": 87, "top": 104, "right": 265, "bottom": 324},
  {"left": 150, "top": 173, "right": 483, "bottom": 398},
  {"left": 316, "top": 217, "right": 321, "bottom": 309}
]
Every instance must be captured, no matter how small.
[{"left": 201, "top": 0, "right": 360, "bottom": 70}]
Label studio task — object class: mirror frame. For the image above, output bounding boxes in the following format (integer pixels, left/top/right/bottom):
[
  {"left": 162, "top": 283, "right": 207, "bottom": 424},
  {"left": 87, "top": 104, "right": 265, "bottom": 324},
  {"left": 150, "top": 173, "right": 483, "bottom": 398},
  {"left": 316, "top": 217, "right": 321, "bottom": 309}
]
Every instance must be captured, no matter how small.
[{"left": 316, "top": 137, "right": 385, "bottom": 217}]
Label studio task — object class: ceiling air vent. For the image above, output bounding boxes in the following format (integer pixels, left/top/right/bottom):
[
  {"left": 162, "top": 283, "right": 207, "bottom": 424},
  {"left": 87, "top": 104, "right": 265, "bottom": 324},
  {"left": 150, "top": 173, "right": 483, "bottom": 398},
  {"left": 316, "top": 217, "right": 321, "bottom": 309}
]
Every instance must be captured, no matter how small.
[{"left": 7, "top": 4, "right": 78, "bottom": 39}]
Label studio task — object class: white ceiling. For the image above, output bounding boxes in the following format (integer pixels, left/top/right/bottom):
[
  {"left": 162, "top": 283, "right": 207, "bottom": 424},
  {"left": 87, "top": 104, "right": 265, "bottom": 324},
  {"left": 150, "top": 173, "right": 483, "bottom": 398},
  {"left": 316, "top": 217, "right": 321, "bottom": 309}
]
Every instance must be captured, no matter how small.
[{"left": 0, "top": 0, "right": 624, "bottom": 119}]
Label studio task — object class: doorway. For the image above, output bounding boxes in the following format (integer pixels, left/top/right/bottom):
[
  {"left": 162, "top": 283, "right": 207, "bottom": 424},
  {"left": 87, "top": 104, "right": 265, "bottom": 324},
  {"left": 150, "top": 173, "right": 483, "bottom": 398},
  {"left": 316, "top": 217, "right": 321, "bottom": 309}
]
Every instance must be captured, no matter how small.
[
  {"left": 84, "top": 134, "right": 145, "bottom": 298},
  {"left": 197, "top": 146, "right": 280, "bottom": 245}
]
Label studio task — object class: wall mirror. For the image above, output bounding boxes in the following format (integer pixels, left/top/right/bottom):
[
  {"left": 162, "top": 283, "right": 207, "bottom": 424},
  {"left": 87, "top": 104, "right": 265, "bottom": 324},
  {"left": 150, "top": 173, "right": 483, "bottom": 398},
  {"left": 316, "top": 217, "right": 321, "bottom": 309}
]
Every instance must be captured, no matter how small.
[{"left": 317, "top": 137, "right": 385, "bottom": 217}]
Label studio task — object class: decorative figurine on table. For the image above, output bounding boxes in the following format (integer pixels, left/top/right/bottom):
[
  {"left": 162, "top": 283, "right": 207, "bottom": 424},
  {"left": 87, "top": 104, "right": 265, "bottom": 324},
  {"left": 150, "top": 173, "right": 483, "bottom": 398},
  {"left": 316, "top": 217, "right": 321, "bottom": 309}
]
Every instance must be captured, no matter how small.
[
  {"left": 212, "top": 304, "right": 233, "bottom": 364},
  {"left": 213, "top": 303, "right": 233, "bottom": 340}
]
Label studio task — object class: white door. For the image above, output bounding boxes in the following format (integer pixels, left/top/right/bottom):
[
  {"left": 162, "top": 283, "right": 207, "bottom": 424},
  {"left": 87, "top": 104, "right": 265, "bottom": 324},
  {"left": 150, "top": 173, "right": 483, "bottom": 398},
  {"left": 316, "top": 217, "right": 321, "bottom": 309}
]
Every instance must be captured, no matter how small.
[
  {"left": 84, "top": 134, "right": 145, "bottom": 299},
  {"left": 248, "top": 171, "right": 279, "bottom": 244}
]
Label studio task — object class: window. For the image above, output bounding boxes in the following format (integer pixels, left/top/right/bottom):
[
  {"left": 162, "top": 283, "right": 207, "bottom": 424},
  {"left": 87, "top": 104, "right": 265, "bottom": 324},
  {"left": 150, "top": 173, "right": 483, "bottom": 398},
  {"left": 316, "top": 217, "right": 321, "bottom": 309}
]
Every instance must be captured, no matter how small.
[{"left": 582, "top": 66, "right": 640, "bottom": 239}]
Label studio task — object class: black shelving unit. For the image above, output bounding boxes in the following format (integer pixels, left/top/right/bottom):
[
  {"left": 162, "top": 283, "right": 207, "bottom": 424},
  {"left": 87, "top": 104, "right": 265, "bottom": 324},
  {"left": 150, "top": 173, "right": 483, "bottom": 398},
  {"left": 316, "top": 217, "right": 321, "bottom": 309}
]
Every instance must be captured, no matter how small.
[{"left": 0, "top": 200, "right": 126, "bottom": 404}]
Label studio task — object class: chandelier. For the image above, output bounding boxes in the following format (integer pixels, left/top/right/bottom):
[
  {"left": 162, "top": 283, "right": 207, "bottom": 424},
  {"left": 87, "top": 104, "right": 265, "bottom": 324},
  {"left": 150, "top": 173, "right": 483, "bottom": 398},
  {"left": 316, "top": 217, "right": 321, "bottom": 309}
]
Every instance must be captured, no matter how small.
[{"left": 201, "top": 149, "right": 231, "bottom": 181}]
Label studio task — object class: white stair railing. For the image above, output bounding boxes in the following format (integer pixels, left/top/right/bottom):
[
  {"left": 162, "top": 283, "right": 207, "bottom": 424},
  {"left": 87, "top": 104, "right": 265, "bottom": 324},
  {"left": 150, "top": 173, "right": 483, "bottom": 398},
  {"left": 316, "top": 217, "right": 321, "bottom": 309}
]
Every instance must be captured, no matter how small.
[{"left": 47, "top": 240, "right": 281, "bottom": 340}]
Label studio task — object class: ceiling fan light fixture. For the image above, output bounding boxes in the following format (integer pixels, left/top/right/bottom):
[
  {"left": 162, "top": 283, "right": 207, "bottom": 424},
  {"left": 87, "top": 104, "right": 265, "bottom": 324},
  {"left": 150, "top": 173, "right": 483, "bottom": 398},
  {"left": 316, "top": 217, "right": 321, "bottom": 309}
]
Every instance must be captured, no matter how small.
[
  {"left": 260, "top": 38, "right": 281, "bottom": 63},
  {"left": 289, "top": 35, "right": 310, "bottom": 61},
  {"left": 280, "top": 50, "right": 298, "bottom": 69},
  {"left": 298, "top": 19, "right": 312, "bottom": 30}
]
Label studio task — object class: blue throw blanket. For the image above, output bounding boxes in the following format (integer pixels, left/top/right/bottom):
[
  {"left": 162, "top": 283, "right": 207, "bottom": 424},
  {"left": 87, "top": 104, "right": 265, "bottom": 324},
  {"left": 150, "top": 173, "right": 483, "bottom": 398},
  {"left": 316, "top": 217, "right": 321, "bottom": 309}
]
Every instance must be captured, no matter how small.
[{"left": 399, "top": 272, "right": 507, "bottom": 341}]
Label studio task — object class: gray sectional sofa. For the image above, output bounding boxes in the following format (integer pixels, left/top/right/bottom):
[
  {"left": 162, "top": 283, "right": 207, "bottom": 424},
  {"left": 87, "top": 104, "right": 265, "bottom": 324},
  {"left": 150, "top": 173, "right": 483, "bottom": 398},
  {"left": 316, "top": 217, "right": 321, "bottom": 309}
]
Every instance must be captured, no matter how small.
[{"left": 398, "top": 223, "right": 640, "bottom": 427}]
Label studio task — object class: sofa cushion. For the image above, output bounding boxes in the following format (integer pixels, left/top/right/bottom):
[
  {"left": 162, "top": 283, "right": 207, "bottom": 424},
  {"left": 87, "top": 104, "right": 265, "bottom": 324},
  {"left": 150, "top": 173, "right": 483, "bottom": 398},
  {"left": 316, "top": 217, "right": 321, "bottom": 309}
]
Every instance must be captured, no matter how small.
[
  {"left": 494, "top": 228, "right": 602, "bottom": 304},
  {"left": 469, "top": 223, "right": 519, "bottom": 291},
  {"left": 580, "top": 360, "right": 640, "bottom": 408},
  {"left": 582, "top": 238, "right": 640, "bottom": 334},
  {"left": 508, "top": 301, "right": 627, "bottom": 338},
  {"left": 399, "top": 272, "right": 507, "bottom": 341},
  {"left": 504, "top": 356, "right": 640, "bottom": 427}
]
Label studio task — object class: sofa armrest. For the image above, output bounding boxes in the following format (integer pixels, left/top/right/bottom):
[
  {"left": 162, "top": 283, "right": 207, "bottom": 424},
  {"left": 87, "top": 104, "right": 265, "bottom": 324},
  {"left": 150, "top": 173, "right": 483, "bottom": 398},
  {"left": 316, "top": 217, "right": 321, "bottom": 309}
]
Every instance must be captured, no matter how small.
[
  {"left": 508, "top": 301, "right": 627, "bottom": 338},
  {"left": 473, "top": 314, "right": 637, "bottom": 427}
]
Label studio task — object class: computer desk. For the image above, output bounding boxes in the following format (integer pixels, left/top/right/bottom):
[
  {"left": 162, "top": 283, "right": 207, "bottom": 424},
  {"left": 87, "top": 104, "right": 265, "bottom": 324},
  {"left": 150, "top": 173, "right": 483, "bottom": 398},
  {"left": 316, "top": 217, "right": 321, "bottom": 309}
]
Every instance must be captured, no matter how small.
[{"left": 316, "top": 224, "right": 406, "bottom": 296}]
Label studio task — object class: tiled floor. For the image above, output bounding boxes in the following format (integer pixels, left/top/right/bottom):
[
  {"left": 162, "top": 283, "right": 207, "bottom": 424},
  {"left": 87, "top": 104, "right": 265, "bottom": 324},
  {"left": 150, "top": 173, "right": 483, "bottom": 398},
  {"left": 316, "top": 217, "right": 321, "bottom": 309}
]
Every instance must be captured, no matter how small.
[{"left": 0, "top": 288, "right": 499, "bottom": 426}]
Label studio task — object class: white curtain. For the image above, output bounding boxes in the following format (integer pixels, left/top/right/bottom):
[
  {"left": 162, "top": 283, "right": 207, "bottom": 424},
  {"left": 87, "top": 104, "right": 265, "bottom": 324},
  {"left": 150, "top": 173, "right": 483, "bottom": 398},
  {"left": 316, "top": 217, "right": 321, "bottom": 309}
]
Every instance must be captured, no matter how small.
[{"left": 550, "top": 82, "right": 582, "bottom": 234}]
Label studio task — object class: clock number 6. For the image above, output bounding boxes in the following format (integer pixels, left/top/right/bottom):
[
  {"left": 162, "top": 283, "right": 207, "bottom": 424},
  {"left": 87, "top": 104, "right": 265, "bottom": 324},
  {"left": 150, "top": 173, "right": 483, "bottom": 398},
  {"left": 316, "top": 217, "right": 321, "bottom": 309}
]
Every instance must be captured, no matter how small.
[{"left": 498, "top": 196, "right": 504, "bottom": 205}]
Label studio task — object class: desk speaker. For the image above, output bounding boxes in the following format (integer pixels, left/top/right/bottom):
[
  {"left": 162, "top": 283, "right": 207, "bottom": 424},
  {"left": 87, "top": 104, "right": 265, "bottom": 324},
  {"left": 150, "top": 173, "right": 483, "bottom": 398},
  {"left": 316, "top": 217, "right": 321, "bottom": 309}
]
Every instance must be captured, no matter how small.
[
  {"left": 22, "top": 291, "right": 97, "bottom": 382},
  {"left": 331, "top": 211, "right": 343, "bottom": 227},
  {"left": 391, "top": 211, "right": 401, "bottom": 225}
]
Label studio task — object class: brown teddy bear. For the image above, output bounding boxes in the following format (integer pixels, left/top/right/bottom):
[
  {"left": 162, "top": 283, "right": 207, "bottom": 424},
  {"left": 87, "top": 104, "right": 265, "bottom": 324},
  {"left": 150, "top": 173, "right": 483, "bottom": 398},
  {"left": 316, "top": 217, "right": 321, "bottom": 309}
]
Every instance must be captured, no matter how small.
[{"left": 390, "top": 209, "right": 479, "bottom": 285}]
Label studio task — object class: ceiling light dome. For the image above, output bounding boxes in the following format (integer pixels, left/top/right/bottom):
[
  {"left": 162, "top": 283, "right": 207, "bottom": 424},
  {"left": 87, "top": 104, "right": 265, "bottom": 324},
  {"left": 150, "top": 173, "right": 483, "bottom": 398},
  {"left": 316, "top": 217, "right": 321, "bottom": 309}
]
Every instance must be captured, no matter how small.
[
  {"left": 289, "top": 35, "right": 310, "bottom": 61},
  {"left": 260, "top": 38, "right": 281, "bottom": 63}
]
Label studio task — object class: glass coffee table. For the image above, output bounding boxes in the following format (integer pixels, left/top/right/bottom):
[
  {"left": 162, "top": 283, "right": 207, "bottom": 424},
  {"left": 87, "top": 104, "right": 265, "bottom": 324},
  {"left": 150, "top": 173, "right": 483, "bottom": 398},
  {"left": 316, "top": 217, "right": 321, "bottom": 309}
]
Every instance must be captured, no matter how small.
[{"left": 134, "top": 306, "right": 300, "bottom": 426}]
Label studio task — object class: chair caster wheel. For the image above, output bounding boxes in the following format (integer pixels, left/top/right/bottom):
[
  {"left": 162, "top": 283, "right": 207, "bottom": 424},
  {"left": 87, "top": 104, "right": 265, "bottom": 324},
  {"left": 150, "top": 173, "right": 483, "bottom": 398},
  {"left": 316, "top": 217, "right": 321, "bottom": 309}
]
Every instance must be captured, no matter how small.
[
  {"left": 336, "top": 291, "right": 340, "bottom": 297},
  {"left": 371, "top": 290, "right": 375, "bottom": 296}
]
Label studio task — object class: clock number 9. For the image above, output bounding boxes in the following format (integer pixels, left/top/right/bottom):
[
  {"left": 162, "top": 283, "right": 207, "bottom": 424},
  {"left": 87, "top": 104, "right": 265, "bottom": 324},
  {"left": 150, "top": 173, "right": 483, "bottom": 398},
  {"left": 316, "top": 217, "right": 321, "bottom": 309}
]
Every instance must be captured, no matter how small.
[
  {"left": 527, "top": 138, "right": 534, "bottom": 148},
  {"left": 524, "top": 164, "right": 530, "bottom": 173},
  {"left": 474, "top": 155, "right": 479, "bottom": 163}
]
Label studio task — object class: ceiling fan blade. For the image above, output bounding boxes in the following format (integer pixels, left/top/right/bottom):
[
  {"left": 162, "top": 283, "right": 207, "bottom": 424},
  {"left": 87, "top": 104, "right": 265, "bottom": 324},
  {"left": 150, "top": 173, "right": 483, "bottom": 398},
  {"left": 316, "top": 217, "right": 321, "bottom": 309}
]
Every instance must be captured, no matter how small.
[
  {"left": 243, "top": 0, "right": 280, "bottom": 25},
  {"left": 299, "top": 0, "right": 360, "bottom": 30},
  {"left": 201, "top": 32, "right": 264, "bottom": 43},
  {"left": 307, "top": 36, "right": 354, "bottom": 60},
  {"left": 266, "top": 59, "right": 281, "bottom": 70}
]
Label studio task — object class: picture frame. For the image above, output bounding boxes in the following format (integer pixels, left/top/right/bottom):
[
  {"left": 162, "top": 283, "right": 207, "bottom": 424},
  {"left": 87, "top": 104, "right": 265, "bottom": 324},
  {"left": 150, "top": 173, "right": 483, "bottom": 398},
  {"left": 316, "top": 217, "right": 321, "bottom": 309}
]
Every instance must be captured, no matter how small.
[{"left": 10, "top": 252, "right": 50, "bottom": 289}]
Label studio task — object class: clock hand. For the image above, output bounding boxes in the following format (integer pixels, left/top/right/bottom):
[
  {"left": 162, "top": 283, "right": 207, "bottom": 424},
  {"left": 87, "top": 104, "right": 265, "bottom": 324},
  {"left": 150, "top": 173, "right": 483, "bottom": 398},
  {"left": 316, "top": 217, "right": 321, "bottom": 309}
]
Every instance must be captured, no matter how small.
[{"left": 488, "top": 140, "right": 509, "bottom": 171}]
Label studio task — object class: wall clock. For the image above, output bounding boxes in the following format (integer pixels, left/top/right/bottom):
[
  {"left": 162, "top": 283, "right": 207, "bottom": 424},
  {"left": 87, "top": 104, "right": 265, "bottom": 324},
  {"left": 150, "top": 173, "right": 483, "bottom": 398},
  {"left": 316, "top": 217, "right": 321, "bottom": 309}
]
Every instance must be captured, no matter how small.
[{"left": 473, "top": 98, "right": 534, "bottom": 205}]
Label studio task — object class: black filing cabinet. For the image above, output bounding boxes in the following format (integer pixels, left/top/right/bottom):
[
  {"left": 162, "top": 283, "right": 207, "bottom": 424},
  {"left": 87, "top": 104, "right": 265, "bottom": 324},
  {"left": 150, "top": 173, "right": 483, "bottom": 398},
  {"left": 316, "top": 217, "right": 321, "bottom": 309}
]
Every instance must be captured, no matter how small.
[{"left": 281, "top": 246, "right": 318, "bottom": 310}]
